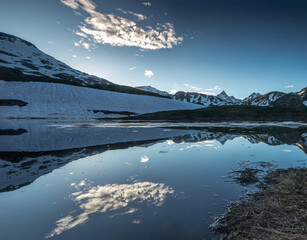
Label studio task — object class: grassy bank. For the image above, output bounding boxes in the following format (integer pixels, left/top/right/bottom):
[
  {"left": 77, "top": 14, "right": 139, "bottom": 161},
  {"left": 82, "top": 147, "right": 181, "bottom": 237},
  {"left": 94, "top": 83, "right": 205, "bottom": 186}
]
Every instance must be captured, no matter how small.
[
  {"left": 212, "top": 168, "right": 307, "bottom": 239},
  {"left": 129, "top": 105, "right": 307, "bottom": 122}
]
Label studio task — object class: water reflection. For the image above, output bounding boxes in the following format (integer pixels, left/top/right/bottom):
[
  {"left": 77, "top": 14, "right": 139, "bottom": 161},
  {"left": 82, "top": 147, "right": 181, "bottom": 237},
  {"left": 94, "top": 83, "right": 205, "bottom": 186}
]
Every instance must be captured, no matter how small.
[
  {"left": 47, "top": 180, "right": 174, "bottom": 238},
  {"left": 0, "top": 122, "right": 306, "bottom": 193}
]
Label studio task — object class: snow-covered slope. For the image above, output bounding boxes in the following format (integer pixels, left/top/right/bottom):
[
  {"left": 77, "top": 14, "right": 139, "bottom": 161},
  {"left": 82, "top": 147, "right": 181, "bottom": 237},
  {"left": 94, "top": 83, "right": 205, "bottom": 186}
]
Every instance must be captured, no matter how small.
[
  {"left": 216, "top": 91, "right": 243, "bottom": 104},
  {"left": 135, "top": 86, "right": 171, "bottom": 97},
  {"left": 243, "top": 92, "right": 262, "bottom": 102},
  {"left": 0, "top": 80, "right": 201, "bottom": 118}
]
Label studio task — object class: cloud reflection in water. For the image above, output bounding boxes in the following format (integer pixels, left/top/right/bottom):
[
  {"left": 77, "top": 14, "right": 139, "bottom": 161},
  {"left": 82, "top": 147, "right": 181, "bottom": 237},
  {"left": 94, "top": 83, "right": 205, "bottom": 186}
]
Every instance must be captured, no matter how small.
[{"left": 46, "top": 180, "right": 174, "bottom": 238}]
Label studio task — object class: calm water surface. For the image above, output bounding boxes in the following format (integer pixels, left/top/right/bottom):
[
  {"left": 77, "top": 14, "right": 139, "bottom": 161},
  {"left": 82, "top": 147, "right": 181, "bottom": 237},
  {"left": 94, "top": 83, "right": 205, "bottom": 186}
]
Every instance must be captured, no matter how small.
[{"left": 0, "top": 120, "right": 306, "bottom": 240}]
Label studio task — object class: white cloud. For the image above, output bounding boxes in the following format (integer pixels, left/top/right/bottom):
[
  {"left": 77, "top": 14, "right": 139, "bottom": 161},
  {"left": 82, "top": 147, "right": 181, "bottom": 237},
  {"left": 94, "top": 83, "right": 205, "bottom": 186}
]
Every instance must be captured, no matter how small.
[
  {"left": 60, "top": 0, "right": 182, "bottom": 50},
  {"left": 284, "top": 85, "right": 294, "bottom": 88},
  {"left": 72, "top": 54, "right": 77, "bottom": 58},
  {"left": 204, "top": 85, "right": 221, "bottom": 91},
  {"left": 61, "top": 0, "right": 79, "bottom": 9},
  {"left": 74, "top": 30, "right": 87, "bottom": 38},
  {"left": 169, "top": 84, "right": 220, "bottom": 95},
  {"left": 140, "top": 156, "right": 149, "bottom": 163},
  {"left": 85, "top": 56, "right": 91, "bottom": 59},
  {"left": 129, "top": 67, "right": 136, "bottom": 70},
  {"left": 48, "top": 41, "right": 55, "bottom": 44},
  {"left": 183, "top": 83, "right": 202, "bottom": 91},
  {"left": 142, "top": 2, "right": 151, "bottom": 7},
  {"left": 82, "top": 42, "right": 90, "bottom": 49},
  {"left": 144, "top": 70, "right": 154, "bottom": 78},
  {"left": 116, "top": 8, "right": 147, "bottom": 21},
  {"left": 74, "top": 42, "right": 80, "bottom": 46}
]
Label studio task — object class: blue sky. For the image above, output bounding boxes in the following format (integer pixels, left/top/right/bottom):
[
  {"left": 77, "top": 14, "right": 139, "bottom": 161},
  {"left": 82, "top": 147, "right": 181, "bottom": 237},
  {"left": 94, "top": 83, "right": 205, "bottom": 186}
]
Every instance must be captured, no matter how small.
[{"left": 0, "top": 0, "right": 307, "bottom": 98}]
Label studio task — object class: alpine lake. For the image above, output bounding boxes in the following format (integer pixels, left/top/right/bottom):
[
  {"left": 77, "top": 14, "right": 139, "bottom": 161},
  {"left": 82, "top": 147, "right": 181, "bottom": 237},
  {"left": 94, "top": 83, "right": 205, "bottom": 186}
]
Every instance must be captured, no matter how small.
[{"left": 0, "top": 119, "right": 306, "bottom": 240}]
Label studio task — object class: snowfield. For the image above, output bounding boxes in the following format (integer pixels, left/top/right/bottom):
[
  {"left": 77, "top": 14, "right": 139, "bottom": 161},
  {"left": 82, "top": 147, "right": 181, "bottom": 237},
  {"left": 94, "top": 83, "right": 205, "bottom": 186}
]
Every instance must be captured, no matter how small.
[{"left": 0, "top": 80, "right": 202, "bottom": 118}]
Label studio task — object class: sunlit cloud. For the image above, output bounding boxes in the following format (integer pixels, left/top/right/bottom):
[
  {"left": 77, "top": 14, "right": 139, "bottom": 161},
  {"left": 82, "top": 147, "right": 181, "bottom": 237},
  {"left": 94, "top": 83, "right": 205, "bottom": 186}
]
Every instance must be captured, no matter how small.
[
  {"left": 284, "top": 85, "right": 294, "bottom": 88},
  {"left": 61, "top": 0, "right": 79, "bottom": 9},
  {"left": 183, "top": 83, "right": 202, "bottom": 91},
  {"left": 116, "top": 8, "right": 147, "bottom": 21},
  {"left": 144, "top": 70, "right": 154, "bottom": 78},
  {"left": 142, "top": 2, "right": 152, "bottom": 7},
  {"left": 60, "top": 0, "right": 183, "bottom": 50},
  {"left": 171, "top": 84, "right": 220, "bottom": 95},
  {"left": 129, "top": 66, "right": 136, "bottom": 70},
  {"left": 82, "top": 42, "right": 90, "bottom": 49},
  {"left": 74, "top": 30, "right": 87, "bottom": 38},
  {"left": 46, "top": 180, "right": 174, "bottom": 238},
  {"left": 85, "top": 56, "right": 91, "bottom": 59},
  {"left": 72, "top": 54, "right": 77, "bottom": 58},
  {"left": 48, "top": 41, "right": 55, "bottom": 44}
]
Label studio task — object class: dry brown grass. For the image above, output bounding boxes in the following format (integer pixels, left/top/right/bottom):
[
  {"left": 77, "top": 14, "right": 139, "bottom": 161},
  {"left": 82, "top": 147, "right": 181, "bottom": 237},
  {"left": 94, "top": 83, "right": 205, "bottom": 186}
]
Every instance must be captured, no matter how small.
[{"left": 212, "top": 168, "right": 307, "bottom": 239}]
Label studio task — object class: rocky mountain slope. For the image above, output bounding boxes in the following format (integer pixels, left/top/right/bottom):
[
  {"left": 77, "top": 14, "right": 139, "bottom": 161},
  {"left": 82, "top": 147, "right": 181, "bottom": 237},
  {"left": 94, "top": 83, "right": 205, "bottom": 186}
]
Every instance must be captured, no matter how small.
[{"left": 248, "top": 91, "right": 286, "bottom": 106}]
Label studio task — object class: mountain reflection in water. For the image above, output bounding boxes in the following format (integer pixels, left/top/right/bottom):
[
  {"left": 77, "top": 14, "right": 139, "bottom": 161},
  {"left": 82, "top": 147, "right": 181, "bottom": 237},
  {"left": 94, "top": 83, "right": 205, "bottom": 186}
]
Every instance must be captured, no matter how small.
[{"left": 0, "top": 121, "right": 306, "bottom": 193}]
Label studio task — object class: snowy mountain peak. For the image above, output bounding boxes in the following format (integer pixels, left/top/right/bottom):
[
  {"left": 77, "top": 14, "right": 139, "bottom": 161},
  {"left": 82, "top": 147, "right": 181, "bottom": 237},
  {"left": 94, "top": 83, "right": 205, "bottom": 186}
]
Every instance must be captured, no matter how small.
[
  {"left": 0, "top": 32, "right": 114, "bottom": 88},
  {"left": 244, "top": 92, "right": 262, "bottom": 101},
  {"left": 0, "top": 32, "right": 37, "bottom": 49},
  {"left": 217, "top": 91, "right": 228, "bottom": 99}
]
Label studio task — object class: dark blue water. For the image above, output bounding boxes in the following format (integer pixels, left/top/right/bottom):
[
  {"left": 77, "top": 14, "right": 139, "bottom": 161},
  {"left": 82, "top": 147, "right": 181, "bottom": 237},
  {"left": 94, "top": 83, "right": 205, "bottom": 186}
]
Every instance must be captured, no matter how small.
[{"left": 0, "top": 121, "right": 306, "bottom": 240}]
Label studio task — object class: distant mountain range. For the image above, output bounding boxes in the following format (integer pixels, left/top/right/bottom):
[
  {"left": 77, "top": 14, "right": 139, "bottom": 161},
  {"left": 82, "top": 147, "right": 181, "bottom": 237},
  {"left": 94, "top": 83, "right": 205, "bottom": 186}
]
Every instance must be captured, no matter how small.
[
  {"left": 0, "top": 32, "right": 306, "bottom": 119},
  {"left": 140, "top": 87, "right": 307, "bottom": 110}
]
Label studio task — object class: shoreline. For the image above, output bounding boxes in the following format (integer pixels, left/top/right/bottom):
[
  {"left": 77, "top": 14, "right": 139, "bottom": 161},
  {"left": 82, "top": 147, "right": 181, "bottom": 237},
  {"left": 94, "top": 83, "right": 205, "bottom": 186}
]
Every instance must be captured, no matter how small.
[{"left": 212, "top": 167, "right": 307, "bottom": 239}]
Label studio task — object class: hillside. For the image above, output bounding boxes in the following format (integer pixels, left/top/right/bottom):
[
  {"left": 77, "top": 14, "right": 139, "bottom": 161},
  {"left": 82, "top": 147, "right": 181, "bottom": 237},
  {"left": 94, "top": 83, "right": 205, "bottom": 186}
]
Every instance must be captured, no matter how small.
[{"left": 129, "top": 105, "right": 307, "bottom": 122}]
